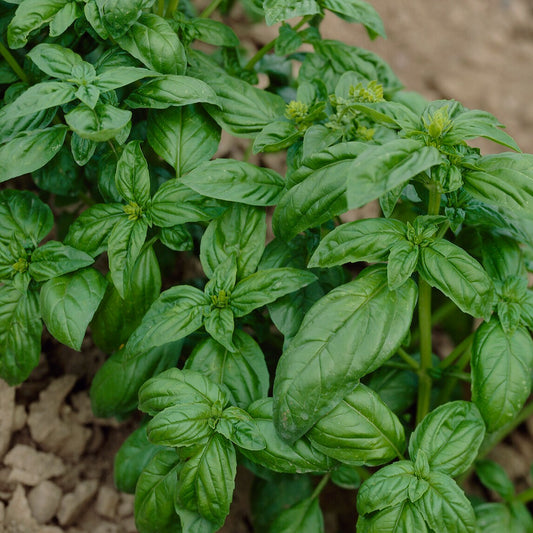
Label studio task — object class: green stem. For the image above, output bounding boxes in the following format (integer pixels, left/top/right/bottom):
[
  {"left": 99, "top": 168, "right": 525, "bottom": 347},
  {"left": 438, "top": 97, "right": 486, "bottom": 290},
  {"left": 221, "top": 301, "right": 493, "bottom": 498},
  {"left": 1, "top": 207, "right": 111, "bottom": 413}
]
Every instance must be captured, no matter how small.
[
  {"left": 409, "top": 301, "right": 456, "bottom": 347},
  {"left": 0, "top": 40, "right": 29, "bottom": 83},
  {"left": 244, "top": 15, "right": 312, "bottom": 71},
  {"left": 436, "top": 220, "right": 450, "bottom": 240},
  {"left": 199, "top": 0, "right": 223, "bottom": 18},
  {"left": 436, "top": 343, "right": 472, "bottom": 406},
  {"left": 311, "top": 473, "right": 330, "bottom": 500},
  {"left": 396, "top": 347, "right": 419, "bottom": 370},
  {"left": 516, "top": 487, "right": 533, "bottom": 504},
  {"left": 438, "top": 331, "right": 475, "bottom": 370},
  {"left": 165, "top": 0, "right": 179, "bottom": 18}
]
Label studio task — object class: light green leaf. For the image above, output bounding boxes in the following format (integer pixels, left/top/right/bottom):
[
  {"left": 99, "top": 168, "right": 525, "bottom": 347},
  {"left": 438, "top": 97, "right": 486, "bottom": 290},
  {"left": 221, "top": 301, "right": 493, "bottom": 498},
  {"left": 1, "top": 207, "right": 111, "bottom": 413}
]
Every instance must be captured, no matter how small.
[
  {"left": 263, "top": 0, "right": 320, "bottom": 25},
  {"left": 322, "top": 0, "right": 385, "bottom": 38},
  {"left": 40, "top": 268, "right": 107, "bottom": 350},
  {"left": 217, "top": 406, "right": 266, "bottom": 451},
  {"left": 357, "top": 501, "right": 428, "bottom": 533},
  {"left": 189, "top": 18, "right": 239, "bottom": 47},
  {"left": 95, "top": 67, "right": 156, "bottom": 91},
  {"left": 49, "top": 1, "right": 81, "bottom": 35},
  {"left": 115, "top": 141, "right": 151, "bottom": 208},
  {"left": 204, "top": 307, "right": 235, "bottom": 353},
  {"left": 65, "top": 103, "right": 131, "bottom": 142},
  {"left": 387, "top": 240, "right": 419, "bottom": 290},
  {"left": 27, "top": 43, "right": 85, "bottom": 79},
  {"left": 253, "top": 121, "right": 301, "bottom": 154}
]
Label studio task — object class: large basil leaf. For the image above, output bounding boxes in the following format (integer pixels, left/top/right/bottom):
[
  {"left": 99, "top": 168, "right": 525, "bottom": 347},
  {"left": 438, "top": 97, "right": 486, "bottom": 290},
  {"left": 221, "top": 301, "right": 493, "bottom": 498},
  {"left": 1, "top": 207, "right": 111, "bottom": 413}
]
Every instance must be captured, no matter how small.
[
  {"left": 126, "top": 76, "right": 218, "bottom": 109},
  {"left": 240, "top": 398, "right": 334, "bottom": 474},
  {"left": 200, "top": 204, "right": 266, "bottom": 280},
  {"left": 7, "top": 0, "right": 68, "bottom": 48},
  {"left": 418, "top": 239, "right": 494, "bottom": 320},
  {"left": 147, "top": 106, "right": 220, "bottom": 178},
  {"left": 177, "top": 433, "right": 236, "bottom": 527},
  {"left": 40, "top": 268, "right": 107, "bottom": 350},
  {"left": 273, "top": 267, "right": 417, "bottom": 442},
  {"left": 27, "top": 43, "right": 85, "bottom": 79},
  {"left": 64, "top": 203, "right": 124, "bottom": 256},
  {"left": 185, "top": 331, "right": 269, "bottom": 409},
  {"left": 268, "top": 497, "right": 324, "bottom": 533},
  {"left": 463, "top": 153, "right": 533, "bottom": 214},
  {"left": 263, "top": 0, "right": 320, "bottom": 25},
  {"left": 0, "top": 285, "right": 42, "bottom": 385},
  {"left": 182, "top": 159, "right": 284, "bottom": 206},
  {"left": 0, "top": 126, "right": 67, "bottom": 183},
  {"left": 307, "top": 383, "right": 406, "bottom": 466},
  {"left": 65, "top": 103, "right": 131, "bottom": 142},
  {"left": 408, "top": 401, "right": 486, "bottom": 477},
  {"left": 115, "top": 141, "right": 151, "bottom": 208},
  {"left": 125, "top": 285, "right": 209, "bottom": 355},
  {"left": 116, "top": 14, "right": 186, "bottom": 75},
  {"left": 134, "top": 449, "right": 182, "bottom": 533},
  {"left": 90, "top": 341, "right": 183, "bottom": 418},
  {"left": 0, "top": 190, "right": 53, "bottom": 246},
  {"left": 114, "top": 423, "right": 164, "bottom": 494},
  {"left": 308, "top": 218, "right": 406, "bottom": 268},
  {"left": 95, "top": 66, "right": 157, "bottom": 91},
  {"left": 357, "top": 502, "right": 428, "bottom": 533},
  {"left": 471, "top": 320, "right": 533, "bottom": 432}
]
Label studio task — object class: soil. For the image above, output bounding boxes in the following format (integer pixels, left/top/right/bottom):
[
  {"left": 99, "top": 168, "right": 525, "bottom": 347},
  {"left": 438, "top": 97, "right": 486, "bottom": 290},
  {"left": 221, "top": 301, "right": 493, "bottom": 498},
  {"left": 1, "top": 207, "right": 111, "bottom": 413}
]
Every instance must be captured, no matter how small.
[{"left": 2, "top": 1, "right": 533, "bottom": 532}]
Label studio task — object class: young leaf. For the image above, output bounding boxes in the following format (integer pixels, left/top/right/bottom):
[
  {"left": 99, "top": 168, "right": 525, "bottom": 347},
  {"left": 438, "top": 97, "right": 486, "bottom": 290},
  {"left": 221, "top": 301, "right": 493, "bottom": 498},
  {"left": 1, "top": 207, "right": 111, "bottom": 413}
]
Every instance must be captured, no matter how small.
[
  {"left": 125, "top": 285, "right": 209, "bottom": 356},
  {"left": 408, "top": 401, "right": 486, "bottom": 477},
  {"left": 114, "top": 423, "right": 164, "bottom": 494},
  {"left": 217, "top": 406, "right": 266, "bottom": 451},
  {"left": 27, "top": 43, "right": 85, "bottom": 79},
  {"left": 307, "top": 383, "right": 406, "bottom": 466},
  {"left": 230, "top": 268, "right": 317, "bottom": 317},
  {"left": 203, "top": 307, "right": 235, "bottom": 353},
  {"left": 28, "top": 241, "right": 94, "bottom": 281},
  {"left": 418, "top": 239, "right": 494, "bottom": 320},
  {"left": 65, "top": 103, "right": 131, "bottom": 142},
  {"left": 0, "top": 126, "right": 68, "bottom": 183},
  {"left": 0, "top": 285, "right": 42, "bottom": 385},
  {"left": 126, "top": 76, "right": 219, "bottom": 109},
  {"left": 40, "top": 268, "right": 107, "bottom": 350},
  {"left": 273, "top": 266, "right": 417, "bottom": 442},
  {"left": 134, "top": 449, "right": 182, "bottom": 533},
  {"left": 115, "top": 141, "right": 151, "bottom": 208},
  {"left": 116, "top": 14, "right": 187, "bottom": 75},
  {"left": 181, "top": 159, "right": 285, "bottom": 206},
  {"left": 185, "top": 331, "right": 269, "bottom": 409},
  {"left": 471, "top": 320, "right": 533, "bottom": 432},
  {"left": 177, "top": 433, "right": 236, "bottom": 527},
  {"left": 147, "top": 106, "right": 220, "bottom": 178},
  {"left": 268, "top": 497, "right": 325, "bottom": 533},
  {"left": 387, "top": 240, "right": 419, "bottom": 290},
  {"left": 200, "top": 204, "right": 266, "bottom": 280},
  {"left": 253, "top": 121, "right": 301, "bottom": 154},
  {"left": 95, "top": 0, "right": 152, "bottom": 38}
]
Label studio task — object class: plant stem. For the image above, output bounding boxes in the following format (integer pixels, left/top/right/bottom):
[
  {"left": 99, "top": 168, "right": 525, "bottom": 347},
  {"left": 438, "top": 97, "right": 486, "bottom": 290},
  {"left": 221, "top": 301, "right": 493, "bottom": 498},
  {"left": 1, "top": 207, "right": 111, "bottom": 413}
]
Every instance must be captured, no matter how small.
[
  {"left": 396, "top": 347, "right": 419, "bottom": 370},
  {"left": 436, "top": 341, "right": 473, "bottom": 405},
  {"left": 165, "top": 0, "right": 179, "bottom": 18},
  {"left": 199, "top": 0, "right": 223, "bottom": 18},
  {"left": 0, "top": 40, "right": 29, "bottom": 83},
  {"left": 244, "top": 15, "right": 312, "bottom": 71},
  {"left": 311, "top": 473, "right": 330, "bottom": 500},
  {"left": 516, "top": 487, "right": 533, "bottom": 504},
  {"left": 409, "top": 301, "right": 456, "bottom": 347},
  {"left": 438, "top": 331, "right": 475, "bottom": 370}
]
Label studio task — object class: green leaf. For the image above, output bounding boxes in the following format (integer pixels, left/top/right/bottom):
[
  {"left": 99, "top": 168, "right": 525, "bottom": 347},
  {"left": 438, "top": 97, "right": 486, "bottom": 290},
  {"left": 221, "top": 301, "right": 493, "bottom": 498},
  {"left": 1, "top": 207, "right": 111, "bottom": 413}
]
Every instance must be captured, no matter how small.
[
  {"left": 189, "top": 18, "right": 239, "bottom": 47},
  {"left": 92, "top": 245, "right": 161, "bottom": 353},
  {"left": 241, "top": 398, "right": 335, "bottom": 474},
  {"left": 134, "top": 449, "right": 182, "bottom": 533},
  {"left": 331, "top": 465, "right": 361, "bottom": 490},
  {"left": 90, "top": 341, "right": 183, "bottom": 418},
  {"left": 95, "top": 0, "right": 152, "bottom": 38},
  {"left": 126, "top": 75, "right": 219, "bottom": 109},
  {"left": 95, "top": 67, "right": 156, "bottom": 91},
  {"left": 268, "top": 497, "right": 324, "bottom": 533},
  {"left": 387, "top": 240, "right": 419, "bottom": 290},
  {"left": 408, "top": 401, "right": 486, "bottom": 477},
  {"left": 471, "top": 320, "right": 533, "bottom": 432},
  {"left": 263, "top": 0, "right": 320, "bottom": 25},
  {"left": 116, "top": 14, "right": 186, "bottom": 75},
  {"left": 414, "top": 471, "right": 475, "bottom": 533},
  {"left": 114, "top": 423, "right": 164, "bottom": 494},
  {"left": 200, "top": 204, "right": 266, "bottom": 280},
  {"left": 322, "top": 0, "right": 385, "bottom": 39},
  {"left": 147, "top": 106, "right": 220, "bottom": 178},
  {"left": 474, "top": 503, "right": 524, "bottom": 533},
  {"left": 28, "top": 241, "right": 94, "bottom": 281},
  {"left": 203, "top": 307, "right": 235, "bottom": 352},
  {"left": 0, "top": 126, "right": 67, "bottom": 182},
  {"left": 125, "top": 285, "right": 209, "bottom": 356},
  {"left": 418, "top": 239, "right": 494, "bottom": 320},
  {"left": 231, "top": 268, "right": 317, "bottom": 317},
  {"left": 65, "top": 103, "right": 131, "bottom": 142},
  {"left": 357, "top": 501, "right": 428, "bottom": 533},
  {"left": 0, "top": 190, "right": 53, "bottom": 247},
  {"left": 181, "top": 159, "right": 284, "bottom": 206},
  {"left": 160, "top": 226, "right": 193, "bottom": 252},
  {"left": 308, "top": 218, "right": 406, "bottom": 268},
  {"left": 177, "top": 433, "right": 236, "bottom": 527},
  {"left": 0, "top": 285, "right": 42, "bottom": 385},
  {"left": 185, "top": 331, "right": 269, "bottom": 409},
  {"left": 253, "top": 121, "right": 301, "bottom": 154},
  {"left": 463, "top": 153, "right": 533, "bottom": 214},
  {"left": 307, "top": 383, "right": 406, "bottom": 466},
  {"left": 34, "top": 145, "right": 84, "bottom": 196},
  {"left": 475, "top": 460, "right": 514, "bottom": 501},
  {"left": 108, "top": 217, "right": 148, "bottom": 298},
  {"left": 7, "top": 0, "right": 68, "bottom": 48},
  {"left": 115, "top": 141, "right": 151, "bottom": 208},
  {"left": 64, "top": 203, "right": 124, "bottom": 256},
  {"left": 27, "top": 43, "right": 85, "bottom": 80},
  {"left": 49, "top": 1, "right": 81, "bottom": 35},
  {"left": 217, "top": 405, "right": 266, "bottom": 451},
  {"left": 70, "top": 133, "right": 97, "bottom": 166},
  {"left": 0, "top": 82, "right": 76, "bottom": 119},
  {"left": 40, "top": 268, "right": 107, "bottom": 350},
  {"left": 273, "top": 266, "right": 417, "bottom": 442},
  {"left": 150, "top": 179, "right": 224, "bottom": 228}
]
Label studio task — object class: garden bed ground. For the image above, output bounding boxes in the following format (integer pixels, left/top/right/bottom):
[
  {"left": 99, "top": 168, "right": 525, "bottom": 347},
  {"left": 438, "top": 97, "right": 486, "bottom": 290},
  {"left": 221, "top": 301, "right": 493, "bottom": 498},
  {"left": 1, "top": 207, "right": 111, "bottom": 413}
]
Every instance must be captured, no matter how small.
[{"left": 1, "top": 0, "right": 533, "bottom": 531}]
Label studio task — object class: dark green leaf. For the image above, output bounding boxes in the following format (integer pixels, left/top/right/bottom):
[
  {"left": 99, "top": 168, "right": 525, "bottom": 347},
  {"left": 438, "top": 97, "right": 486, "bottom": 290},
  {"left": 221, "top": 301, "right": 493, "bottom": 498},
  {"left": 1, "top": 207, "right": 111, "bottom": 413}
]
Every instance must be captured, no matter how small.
[
  {"left": 204, "top": 307, "right": 235, "bottom": 352},
  {"left": 34, "top": 146, "right": 84, "bottom": 196},
  {"left": 96, "top": 0, "right": 152, "bottom": 38},
  {"left": 29, "top": 241, "right": 93, "bottom": 281},
  {"left": 471, "top": 320, "right": 533, "bottom": 432},
  {"left": 0, "top": 126, "right": 68, "bottom": 182},
  {"left": 65, "top": 103, "right": 131, "bottom": 142},
  {"left": 387, "top": 240, "right": 419, "bottom": 290},
  {"left": 115, "top": 141, "right": 151, "bottom": 208},
  {"left": 40, "top": 268, "right": 107, "bottom": 350},
  {"left": 273, "top": 266, "right": 417, "bottom": 442},
  {"left": 217, "top": 405, "right": 266, "bottom": 451},
  {"left": 357, "top": 501, "right": 428, "bottom": 533},
  {"left": 160, "top": 226, "right": 193, "bottom": 252},
  {"left": 475, "top": 460, "right": 514, "bottom": 501},
  {"left": 268, "top": 497, "right": 324, "bottom": 533},
  {"left": 331, "top": 465, "right": 361, "bottom": 490}
]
